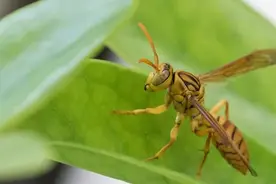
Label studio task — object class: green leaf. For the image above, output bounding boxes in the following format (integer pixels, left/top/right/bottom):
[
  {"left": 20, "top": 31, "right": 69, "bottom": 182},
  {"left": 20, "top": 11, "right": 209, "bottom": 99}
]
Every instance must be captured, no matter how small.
[
  {"left": 11, "top": 60, "right": 204, "bottom": 184},
  {"left": 0, "top": 0, "right": 134, "bottom": 128},
  {"left": 8, "top": 61, "right": 276, "bottom": 184},
  {"left": 0, "top": 131, "right": 54, "bottom": 181}
]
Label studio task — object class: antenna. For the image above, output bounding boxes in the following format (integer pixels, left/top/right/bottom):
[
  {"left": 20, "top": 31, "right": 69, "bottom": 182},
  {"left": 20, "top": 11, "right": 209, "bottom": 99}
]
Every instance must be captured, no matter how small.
[{"left": 138, "top": 22, "right": 160, "bottom": 72}]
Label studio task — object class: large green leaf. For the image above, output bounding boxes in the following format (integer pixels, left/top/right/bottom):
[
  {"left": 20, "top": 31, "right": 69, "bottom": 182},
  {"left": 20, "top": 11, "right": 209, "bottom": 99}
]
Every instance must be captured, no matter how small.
[
  {"left": 0, "top": 0, "right": 134, "bottom": 128},
  {"left": 11, "top": 60, "right": 203, "bottom": 184},
  {"left": 7, "top": 60, "right": 276, "bottom": 184}
]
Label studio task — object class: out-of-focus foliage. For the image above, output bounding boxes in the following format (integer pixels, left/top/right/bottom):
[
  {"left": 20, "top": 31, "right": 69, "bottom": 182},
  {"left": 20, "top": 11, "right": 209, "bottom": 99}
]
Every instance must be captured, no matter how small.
[
  {"left": 0, "top": 131, "right": 53, "bottom": 181},
  {"left": 0, "top": 0, "right": 276, "bottom": 184},
  {"left": 0, "top": 0, "right": 133, "bottom": 128},
  {"left": 0, "top": 0, "right": 133, "bottom": 181}
]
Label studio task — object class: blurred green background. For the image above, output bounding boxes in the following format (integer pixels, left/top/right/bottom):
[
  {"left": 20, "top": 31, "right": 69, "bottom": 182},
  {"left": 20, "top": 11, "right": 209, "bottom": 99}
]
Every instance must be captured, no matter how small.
[{"left": 0, "top": 0, "right": 275, "bottom": 184}]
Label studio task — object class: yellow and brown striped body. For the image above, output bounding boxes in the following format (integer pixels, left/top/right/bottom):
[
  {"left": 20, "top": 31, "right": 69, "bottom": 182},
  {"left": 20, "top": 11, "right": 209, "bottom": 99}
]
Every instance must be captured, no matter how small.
[
  {"left": 168, "top": 70, "right": 250, "bottom": 175},
  {"left": 168, "top": 70, "right": 205, "bottom": 117},
  {"left": 168, "top": 70, "right": 212, "bottom": 133},
  {"left": 212, "top": 116, "right": 250, "bottom": 175}
]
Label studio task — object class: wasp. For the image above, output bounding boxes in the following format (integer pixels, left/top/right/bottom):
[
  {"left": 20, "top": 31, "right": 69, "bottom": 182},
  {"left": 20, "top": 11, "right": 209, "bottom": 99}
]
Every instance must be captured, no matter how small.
[{"left": 113, "top": 22, "right": 276, "bottom": 178}]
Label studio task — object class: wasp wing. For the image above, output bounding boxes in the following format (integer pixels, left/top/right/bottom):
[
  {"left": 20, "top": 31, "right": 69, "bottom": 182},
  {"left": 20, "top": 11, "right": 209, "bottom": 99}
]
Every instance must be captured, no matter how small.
[
  {"left": 190, "top": 97, "right": 257, "bottom": 176},
  {"left": 190, "top": 97, "right": 230, "bottom": 145},
  {"left": 198, "top": 49, "right": 276, "bottom": 83}
]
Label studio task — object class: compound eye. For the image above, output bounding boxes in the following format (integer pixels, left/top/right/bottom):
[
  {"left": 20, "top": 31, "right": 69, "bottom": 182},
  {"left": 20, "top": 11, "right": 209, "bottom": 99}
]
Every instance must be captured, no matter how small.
[
  {"left": 152, "top": 70, "right": 170, "bottom": 86},
  {"left": 147, "top": 72, "right": 155, "bottom": 81}
]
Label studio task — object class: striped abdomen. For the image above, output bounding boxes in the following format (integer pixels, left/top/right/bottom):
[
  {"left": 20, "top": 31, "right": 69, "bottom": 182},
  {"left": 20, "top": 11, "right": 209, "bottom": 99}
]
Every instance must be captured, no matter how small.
[{"left": 213, "top": 117, "right": 250, "bottom": 175}]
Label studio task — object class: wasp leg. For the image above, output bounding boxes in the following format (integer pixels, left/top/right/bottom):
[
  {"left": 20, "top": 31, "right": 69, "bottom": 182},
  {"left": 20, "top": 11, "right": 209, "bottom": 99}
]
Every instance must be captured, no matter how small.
[
  {"left": 112, "top": 104, "right": 169, "bottom": 115},
  {"left": 113, "top": 94, "right": 172, "bottom": 115},
  {"left": 145, "top": 113, "right": 185, "bottom": 161},
  {"left": 209, "top": 99, "right": 229, "bottom": 120},
  {"left": 196, "top": 133, "right": 212, "bottom": 179}
]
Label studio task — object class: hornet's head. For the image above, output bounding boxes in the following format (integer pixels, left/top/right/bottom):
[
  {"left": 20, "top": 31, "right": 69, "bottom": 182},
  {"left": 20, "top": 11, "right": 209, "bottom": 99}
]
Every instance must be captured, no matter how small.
[
  {"left": 138, "top": 23, "right": 174, "bottom": 92},
  {"left": 143, "top": 62, "right": 174, "bottom": 92}
]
